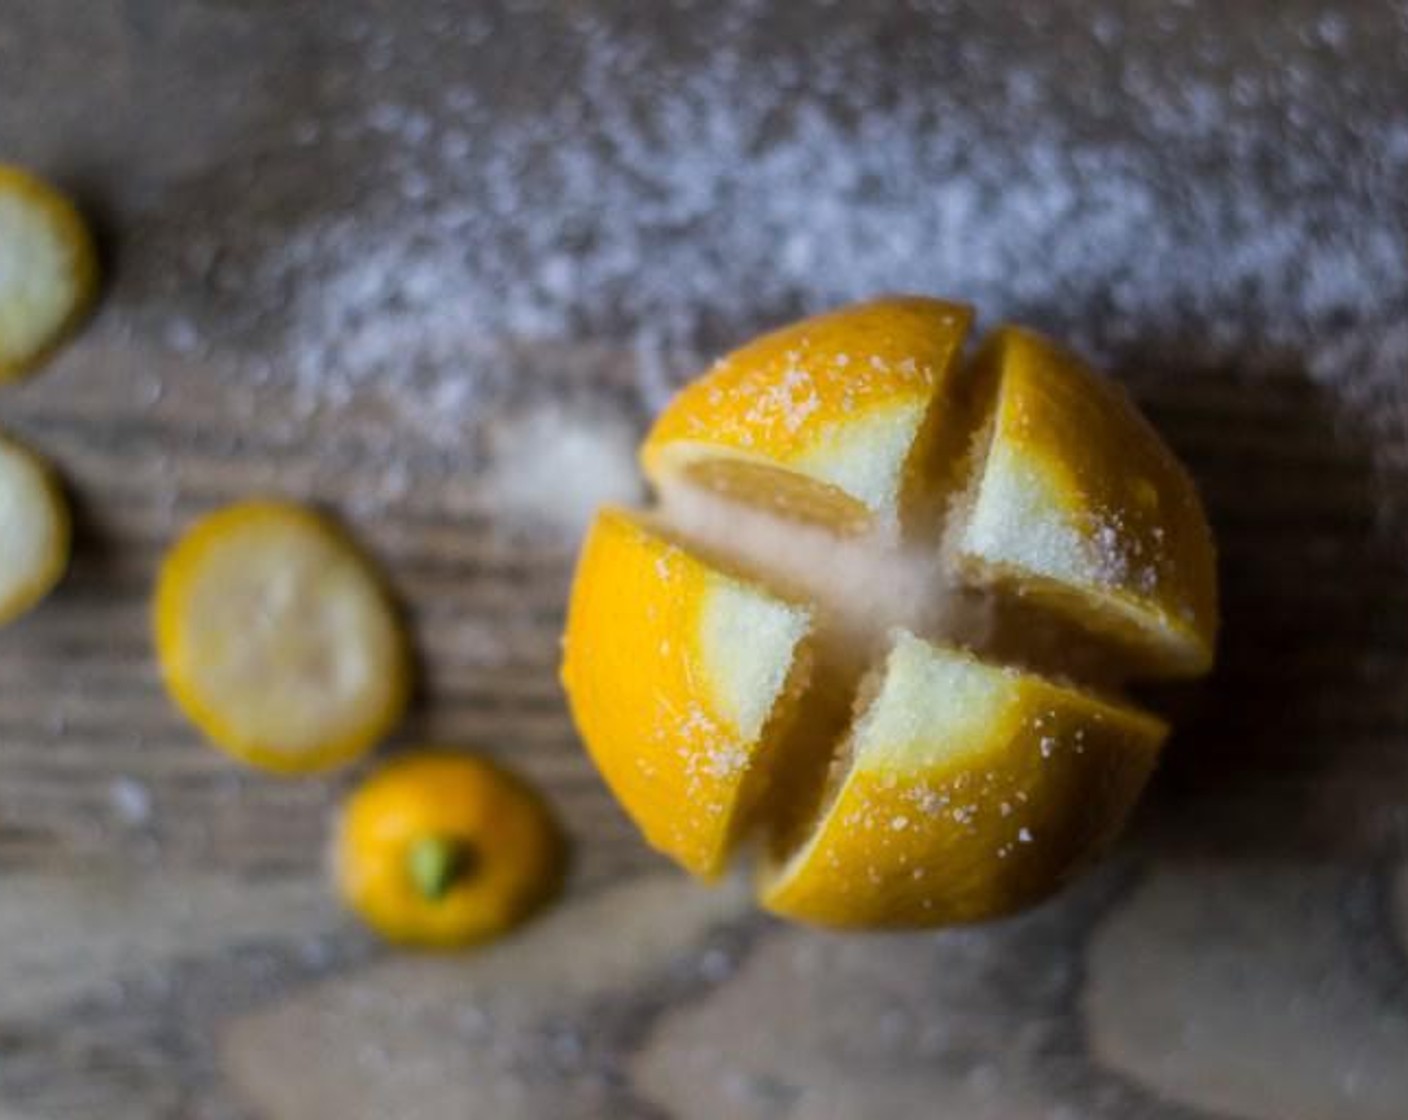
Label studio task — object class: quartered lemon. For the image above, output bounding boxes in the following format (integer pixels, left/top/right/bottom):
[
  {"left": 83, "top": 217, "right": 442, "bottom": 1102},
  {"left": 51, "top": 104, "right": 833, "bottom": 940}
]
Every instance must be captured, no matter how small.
[
  {"left": 758, "top": 632, "right": 1165, "bottom": 927},
  {"left": 564, "top": 297, "right": 1218, "bottom": 929},
  {"left": 154, "top": 500, "right": 410, "bottom": 775},
  {"left": 562, "top": 509, "right": 814, "bottom": 878},
  {"left": 0, "top": 432, "right": 70, "bottom": 625},
  {"left": 0, "top": 165, "right": 99, "bottom": 383},
  {"left": 334, "top": 751, "right": 563, "bottom": 949},
  {"left": 643, "top": 297, "right": 973, "bottom": 536}
]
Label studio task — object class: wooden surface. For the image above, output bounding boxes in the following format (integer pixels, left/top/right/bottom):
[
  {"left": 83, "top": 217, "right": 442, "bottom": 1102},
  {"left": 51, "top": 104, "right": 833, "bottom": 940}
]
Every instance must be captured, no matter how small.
[{"left": 4, "top": 2, "right": 1408, "bottom": 1118}]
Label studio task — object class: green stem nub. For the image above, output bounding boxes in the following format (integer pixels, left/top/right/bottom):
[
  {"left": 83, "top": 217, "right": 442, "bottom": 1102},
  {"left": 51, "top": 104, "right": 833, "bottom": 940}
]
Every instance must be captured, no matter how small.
[{"left": 408, "top": 835, "right": 469, "bottom": 901}]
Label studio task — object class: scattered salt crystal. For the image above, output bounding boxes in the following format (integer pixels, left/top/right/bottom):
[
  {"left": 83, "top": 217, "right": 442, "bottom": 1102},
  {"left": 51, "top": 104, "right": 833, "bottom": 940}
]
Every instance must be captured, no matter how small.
[
  {"left": 162, "top": 318, "right": 200, "bottom": 354},
  {"left": 114, "top": 1, "right": 1408, "bottom": 549},
  {"left": 699, "top": 948, "right": 734, "bottom": 982},
  {"left": 483, "top": 407, "right": 643, "bottom": 544},
  {"left": 1017, "top": 827, "right": 1033, "bottom": 844},
  {"left": 109, "top": 777, "right": 154, "bottom": 827},
  {"left": 701, "top": 745, "right": 749, "bottom": 780}
]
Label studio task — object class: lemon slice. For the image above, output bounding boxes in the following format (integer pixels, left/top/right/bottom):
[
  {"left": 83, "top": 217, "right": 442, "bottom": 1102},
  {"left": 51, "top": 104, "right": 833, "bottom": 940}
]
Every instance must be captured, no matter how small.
[
  {"left": 0, "top": 165, "right": 99, "bottom": 382},
  {"left": 154, "top": 500, "right": 410, "bottom": 774},
  {"left": 759, "top": 632, "right": 1166, "bottom": 927},
  {"left": 0, "top": 433, "right": 70, "bottom": 625},
  {"left": 561, "top": 508, "right": 814, "bottom": 878}
]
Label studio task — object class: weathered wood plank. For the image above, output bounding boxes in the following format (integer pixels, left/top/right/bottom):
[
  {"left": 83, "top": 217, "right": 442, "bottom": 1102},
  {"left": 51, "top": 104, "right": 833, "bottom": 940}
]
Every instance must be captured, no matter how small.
[{"left": 3, "top": 1, "right": 1408, "bottom": 1117}]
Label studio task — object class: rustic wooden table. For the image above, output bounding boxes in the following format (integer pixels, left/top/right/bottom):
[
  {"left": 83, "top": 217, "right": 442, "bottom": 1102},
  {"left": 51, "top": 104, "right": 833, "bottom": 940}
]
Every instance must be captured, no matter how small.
[{"left": 3, "top": 2, "right": 1408, "bottom": 1117}]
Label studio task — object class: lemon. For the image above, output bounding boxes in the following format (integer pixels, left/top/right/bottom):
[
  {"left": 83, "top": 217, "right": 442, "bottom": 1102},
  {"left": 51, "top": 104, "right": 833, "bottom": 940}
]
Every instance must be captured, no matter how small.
[
  {"left": 334, "top": 751, "right": 563, "bottom": 949},
  {"left": 564, "top": 297, "right": 1216, "bottom": 927}
]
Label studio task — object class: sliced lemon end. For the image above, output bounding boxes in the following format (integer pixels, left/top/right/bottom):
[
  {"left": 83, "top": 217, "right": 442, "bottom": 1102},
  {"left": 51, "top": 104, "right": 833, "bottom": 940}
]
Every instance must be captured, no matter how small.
[
  {"left": 561, "top": 508, "right": 814, "bottom": 879},
  {"left": 950, "top": 326, "right": 1218, "bottom": 679},
  {"left": 335, "top": 751, "right": 563, "bottom": 949},
  {"left": 0, "top": 433, "right": 71, "bottom": 625},
  {"left": 642, "top": 297, "right": 973, "bottom": 530},
  {"left": 0, "top": 165, "right": 99, "bottom": 382},
  {"left": 154, "top": 500, "right": 410, "bottom": 774},
  {"left": 758, "top": 632, "right": 1166, "bottom": 929}
]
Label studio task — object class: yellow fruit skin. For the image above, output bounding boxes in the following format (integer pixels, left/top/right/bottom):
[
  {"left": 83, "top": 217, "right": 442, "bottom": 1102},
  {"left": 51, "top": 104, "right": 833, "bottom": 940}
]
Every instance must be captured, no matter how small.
[
  {"left": 642, "top": 297, "right": 973, "bottom": 530},
  {"left": 561, "top": 509, "right": 812, "bottom": 879},
  {"left": 0, "top": 434, "right": 70, "bottom": 626},
  {"left": 153, "top": 500, "right": 410, "bottom": 775},
  {"left": 0, "top": 165, "right": 100, "bottom": 384},
  {"left": 760, "top": 636, "right": 1167, "bottom": 928},
  {"left": 563, "top": 298, "right": 1213, "bottom": 929},
  {"left": 335, "top": 751, "right": 563, "bottom": 949},
  {"left": 956, "top": 326, "right": 1218, "bottom": 677}
]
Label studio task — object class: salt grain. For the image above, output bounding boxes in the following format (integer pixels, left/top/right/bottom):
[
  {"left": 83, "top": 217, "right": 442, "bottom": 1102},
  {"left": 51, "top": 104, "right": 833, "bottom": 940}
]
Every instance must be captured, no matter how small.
[
  {"left": 483, "top": 407, "right": 644, "bottom": 544},
  {"left": 108, "top": 777, "right": 154, "bottom": 827},
  {"left": 129, "top": 4, "right": 1408, "bottom": 538}
]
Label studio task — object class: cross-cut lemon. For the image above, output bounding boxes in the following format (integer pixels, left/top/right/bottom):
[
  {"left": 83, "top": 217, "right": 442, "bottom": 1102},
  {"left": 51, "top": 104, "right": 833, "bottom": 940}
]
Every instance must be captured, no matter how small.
[
  {"left": 561, "top": 508, "right": 814, "bottom": 878},
  {"left": 564, "top": 297, "right": 1217, "bottom": 928},
  {"left": 154, "top": 501, "right": 410, "bottom": 775},
  {"left": 0, "top": 432, "right": 70, "bottom": 625},
  {"left": 334, "top": 750, "right": 563, "bottom": 949},
  {"left": 0, "top": 165, "right": 99, "bottom": 383}
]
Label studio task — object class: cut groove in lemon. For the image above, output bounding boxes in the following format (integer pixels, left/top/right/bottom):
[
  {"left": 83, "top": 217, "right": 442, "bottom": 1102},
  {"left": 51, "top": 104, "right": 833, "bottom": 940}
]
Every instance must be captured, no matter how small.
[
  {"left": 758, "top": 631, "right": 1166, "bottom": 928},
  {"left": 154, "top": 500, "right": 410, "bottom": 774},
  {"left": 0, "top": 165, "right": 99, "bottom": 383},
  {"left": 561, "top": 508, "right": 814, "bottom": 878},
  {"left": 0, "top": 432, "right": 70, "bottom": 625},
  {"left": 564, "top": 297, "right": 1217, "bottom": 928}
]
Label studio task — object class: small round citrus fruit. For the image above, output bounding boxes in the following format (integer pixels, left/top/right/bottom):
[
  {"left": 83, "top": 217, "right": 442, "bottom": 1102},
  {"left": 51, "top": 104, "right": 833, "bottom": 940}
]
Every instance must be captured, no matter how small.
[
  {"left": 0, "top": 165, "right": 99, "bottom": 383},
  {"left": 564, "top": 297, "right": 1217, "bottom": 928},
  {"left": 154, "top": 500, "right": 410, "bottom": 774},
  {"left": 0, "top": 432, "right": 70, "bottom": 625},
  {"left": 333, "top": 751, "right": 563, "bottom": 948}
]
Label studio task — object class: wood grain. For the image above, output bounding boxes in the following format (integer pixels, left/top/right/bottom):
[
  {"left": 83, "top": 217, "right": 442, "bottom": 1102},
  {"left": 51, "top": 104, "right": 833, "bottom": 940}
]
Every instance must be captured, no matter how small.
[{"left": 3, "top": 2, "right": 1408, "bottom": 1118}]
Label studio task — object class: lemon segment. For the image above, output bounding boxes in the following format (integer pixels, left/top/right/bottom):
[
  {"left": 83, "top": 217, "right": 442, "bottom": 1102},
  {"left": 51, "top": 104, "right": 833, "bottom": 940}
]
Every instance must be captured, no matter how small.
[
  {"left": 759, "top": 632, "right": 1166, "bottom": 928},
  {"left": 334, "top": 751, "right": 563, "bottom": 949},
  {"left": 561, "top": 509, "right": 813, "bottom": 878},
  {"left": 952, "top": 327, "right": 1218, "bottom": 677},
  {"left": 154, "top": 501, "right": 410, "bottom": 774},
  {"left": 0, "top": 165, "right": 99, "bottom": 382},
  {"left": 642, "top": 297, "right": 973, "bottom": 533},
  {"left": 0, "top": 433, "right": 70, "bottom": 625}
]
